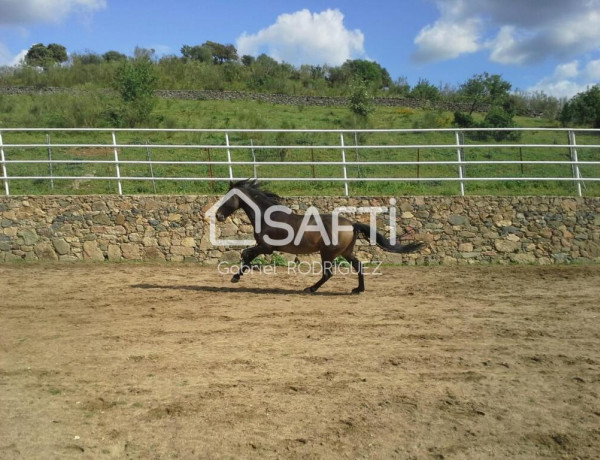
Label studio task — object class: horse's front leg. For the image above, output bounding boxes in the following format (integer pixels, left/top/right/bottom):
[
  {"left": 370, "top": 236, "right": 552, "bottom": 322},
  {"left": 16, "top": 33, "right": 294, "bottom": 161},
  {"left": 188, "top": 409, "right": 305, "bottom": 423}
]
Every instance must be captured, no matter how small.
[
  {"left": 231, "top": 245, "right": 273, "bottom": 283},
  {"left": 304, "top": 256, "right": 334, "bottom": 293}
]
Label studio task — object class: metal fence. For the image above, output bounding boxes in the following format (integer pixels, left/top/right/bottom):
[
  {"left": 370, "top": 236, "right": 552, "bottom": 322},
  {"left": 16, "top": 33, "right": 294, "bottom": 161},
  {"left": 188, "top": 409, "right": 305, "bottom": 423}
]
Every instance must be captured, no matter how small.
[{"left": 0, "top": 127, "right": 599, "bottom": 196}]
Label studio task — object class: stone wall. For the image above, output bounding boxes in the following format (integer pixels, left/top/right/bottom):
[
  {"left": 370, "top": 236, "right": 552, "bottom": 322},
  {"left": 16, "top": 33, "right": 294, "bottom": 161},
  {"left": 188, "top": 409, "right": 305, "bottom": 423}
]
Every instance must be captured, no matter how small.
[
  {"left": 1, "top": 195, "right": 598, "bottom": 265},
  {"left": 153, "top": 90, "right": 490, "bottom": 114},
  {"left": 0, "top": 86, "right": 495, "bottom": 114}
]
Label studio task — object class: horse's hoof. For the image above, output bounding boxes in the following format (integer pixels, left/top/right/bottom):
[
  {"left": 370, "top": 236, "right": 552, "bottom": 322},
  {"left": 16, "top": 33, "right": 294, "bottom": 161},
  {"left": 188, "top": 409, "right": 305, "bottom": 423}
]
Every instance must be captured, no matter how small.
[
  {"left": 231, "top": 275, "right": 240, "bottom": 283},
  {"left": 351, "top": 288, "right": 364, "bottom": 295},
  {"left": 303, "top": 287, "right": 316, "bottom": 294}
]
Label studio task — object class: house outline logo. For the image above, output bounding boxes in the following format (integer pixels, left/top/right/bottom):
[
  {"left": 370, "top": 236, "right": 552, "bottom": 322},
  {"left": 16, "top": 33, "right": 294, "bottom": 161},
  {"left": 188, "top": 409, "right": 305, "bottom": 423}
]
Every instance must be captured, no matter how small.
[
  {"left": 206, "top": 188, "right": 262, "bottom": 247},
  {"left": 206, "top": 189, "right": 400, "bottom": 248}
]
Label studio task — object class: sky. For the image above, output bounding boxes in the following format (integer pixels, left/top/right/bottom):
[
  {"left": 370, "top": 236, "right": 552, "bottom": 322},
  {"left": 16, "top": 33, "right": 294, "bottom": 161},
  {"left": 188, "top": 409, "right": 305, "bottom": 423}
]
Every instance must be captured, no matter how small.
[{"left": 0, "top": 0, "right": 599, "bottom": 98}]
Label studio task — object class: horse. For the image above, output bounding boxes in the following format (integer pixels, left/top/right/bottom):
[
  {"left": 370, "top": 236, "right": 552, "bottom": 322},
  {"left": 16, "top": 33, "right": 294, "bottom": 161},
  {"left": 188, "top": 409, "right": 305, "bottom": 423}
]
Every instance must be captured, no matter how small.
[{"left": 214, "top": 179, "right": 424, "bottom": 294}]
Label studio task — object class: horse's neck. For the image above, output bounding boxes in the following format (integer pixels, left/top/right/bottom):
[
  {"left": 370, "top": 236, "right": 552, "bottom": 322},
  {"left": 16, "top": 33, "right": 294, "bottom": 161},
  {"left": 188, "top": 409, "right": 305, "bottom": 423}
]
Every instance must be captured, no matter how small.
[
  {"left": 239, "top": 197, "right": 287, "bottom": 228},
  {"left": 238, "top": 198, "right": 259, "bottom": 227}
]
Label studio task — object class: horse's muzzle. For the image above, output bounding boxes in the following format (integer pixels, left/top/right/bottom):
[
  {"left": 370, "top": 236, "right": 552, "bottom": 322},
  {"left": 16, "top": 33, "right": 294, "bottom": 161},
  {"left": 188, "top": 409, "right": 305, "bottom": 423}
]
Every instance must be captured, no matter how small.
[{"left": 216, "top": 213, "right": 226, "bottom": 222}]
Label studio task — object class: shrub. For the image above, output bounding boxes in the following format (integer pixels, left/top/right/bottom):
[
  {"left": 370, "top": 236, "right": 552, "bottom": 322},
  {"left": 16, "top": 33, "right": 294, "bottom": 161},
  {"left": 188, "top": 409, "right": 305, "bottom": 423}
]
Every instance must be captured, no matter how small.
[
  {"left": 560, "top": 85, "right": 600, "bottom": 128},
  {"left": 479, "top": 107, "right": 520, "bottom": 141},
  {"left": 453, "top": 111, "right": 475, "bottom": 128},
  {"left": 113, "top": 57, "right": 157, "bottom": 126},
  {"left": 348, "top": 79, "right": 375, "bottom": 118}
]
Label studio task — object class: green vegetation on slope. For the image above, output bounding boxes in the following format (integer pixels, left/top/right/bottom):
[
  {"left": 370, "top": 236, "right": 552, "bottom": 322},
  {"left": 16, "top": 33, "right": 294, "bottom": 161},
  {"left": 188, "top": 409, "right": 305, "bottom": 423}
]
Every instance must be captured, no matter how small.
[{"left": 0, "top": 93, "right": 598, "bottom": 197}]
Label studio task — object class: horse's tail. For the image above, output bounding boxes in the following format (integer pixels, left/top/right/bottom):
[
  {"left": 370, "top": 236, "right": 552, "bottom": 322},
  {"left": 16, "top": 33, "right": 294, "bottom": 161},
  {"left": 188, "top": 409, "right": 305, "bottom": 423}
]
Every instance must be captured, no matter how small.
[{"left": 353, "top": 222, "right": 425, "bottom": 254}]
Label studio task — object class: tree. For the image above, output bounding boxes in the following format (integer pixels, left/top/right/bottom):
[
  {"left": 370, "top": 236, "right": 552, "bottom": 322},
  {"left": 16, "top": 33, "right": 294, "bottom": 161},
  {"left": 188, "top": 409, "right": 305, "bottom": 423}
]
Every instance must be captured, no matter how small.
[
  {"left": 348, "top": 78, "right": 375, "bottom": 118},
  {"left": 204, "top": 41, "right": 238, "bottom": 64},
  {"left": 47, "top": 43, "right": 68, "bottom": 63},
  {"left": 246, "top": 54, "right": 292, "bottom": 91},
  {"left": 479, "top": 106, "right": 519, "bottom": 140},
  {"left": 103, "top": 51, "right": 128, "bottom": 62},
  {"left": 459, "top": 74, "right": 487, "bottom": 114},
  {"left": 181, "top": 42, "right": 238, "bottom": 64},
  {"left": 25, "top": 43, "right": 68, "bottom": 69},
  {"left": 389, "top": 76, "right": 410, "bottom": 97},
  {"left": 513, "top": 90, "right": 560, "bottom": 120},
  {"left": 241, "top": 55, "right": 255, "bottom": 67},
  {"left": 454, "top": 72, "right": 518, "bottom": 139},
  {"left": 410, "top": 78, "right": 440, "bottom": 100},
  {"left": 326, "top": 65, "right": 349, "bottom": 87},
  {"left": 25, "top": 44, "right": 52, "bottom": 67},
  {"left": 181, "top": 45, "right": 212, "bottom": 63},
  {"left": 72, "top": 52, "right": 102, "bottom": 65},
  {"left": 113, "top": 56, "right": 157, "bottom": 126},
  {"left": 560, "top": 85, "right": 600, "bottom": 128},
  {"left": 459, "top": 72, "right": 512, "bottom": 114},
  {"left": 486, "top": 74, "right": 512, "bottom": 106},
  {"left": 341, "top": 59, "right": 392, "bottom": 89},
  {"left": 134, "top": 47, "right": 155, "bottom": 60}
]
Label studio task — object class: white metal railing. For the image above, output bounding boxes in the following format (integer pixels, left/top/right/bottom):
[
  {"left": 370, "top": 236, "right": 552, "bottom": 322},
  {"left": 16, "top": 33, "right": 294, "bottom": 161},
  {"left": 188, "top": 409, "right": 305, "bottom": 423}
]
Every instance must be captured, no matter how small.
[{"left": 0, "top": 127, "right": 599, "bottom": 197}]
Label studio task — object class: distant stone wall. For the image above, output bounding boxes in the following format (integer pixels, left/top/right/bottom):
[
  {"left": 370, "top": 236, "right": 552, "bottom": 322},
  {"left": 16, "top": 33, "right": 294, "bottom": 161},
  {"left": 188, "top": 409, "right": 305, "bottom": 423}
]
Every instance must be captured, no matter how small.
[
  {"left": 0, "top": 86, "right": 491, "bottom": 113},
  {"left": 1, "top": 195, "right": 599, "bottom": 265},
  {"left": 153, "top": 90, "right": 488, "bottom": 113}
]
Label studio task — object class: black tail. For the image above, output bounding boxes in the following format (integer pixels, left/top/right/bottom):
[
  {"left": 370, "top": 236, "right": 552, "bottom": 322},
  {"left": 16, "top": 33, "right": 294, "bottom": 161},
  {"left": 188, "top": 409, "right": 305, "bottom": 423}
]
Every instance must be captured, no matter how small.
[{"left": 353, "top": 222, "right": 424, "bottom": 253}]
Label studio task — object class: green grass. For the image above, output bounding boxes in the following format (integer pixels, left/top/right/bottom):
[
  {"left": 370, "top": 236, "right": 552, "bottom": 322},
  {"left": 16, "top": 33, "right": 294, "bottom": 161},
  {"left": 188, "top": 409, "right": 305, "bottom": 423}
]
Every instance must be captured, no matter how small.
[{"left": 0, "top": 93, "right": 598, "bottom": 196}]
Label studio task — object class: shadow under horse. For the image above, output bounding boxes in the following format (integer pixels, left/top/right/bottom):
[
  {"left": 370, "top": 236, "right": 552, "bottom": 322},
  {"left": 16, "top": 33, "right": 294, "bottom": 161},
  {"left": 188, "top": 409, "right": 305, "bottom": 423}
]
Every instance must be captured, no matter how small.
[{"left": 215, "top": 179, "right": 424, "bottom": 294}]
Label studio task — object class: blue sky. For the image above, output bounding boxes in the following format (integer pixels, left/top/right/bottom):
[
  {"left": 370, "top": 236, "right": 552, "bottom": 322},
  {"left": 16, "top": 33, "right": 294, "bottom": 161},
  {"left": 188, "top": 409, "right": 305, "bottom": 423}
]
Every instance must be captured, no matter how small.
[{"left": 1, "top": 0, "right": 599, "bottom": 98}]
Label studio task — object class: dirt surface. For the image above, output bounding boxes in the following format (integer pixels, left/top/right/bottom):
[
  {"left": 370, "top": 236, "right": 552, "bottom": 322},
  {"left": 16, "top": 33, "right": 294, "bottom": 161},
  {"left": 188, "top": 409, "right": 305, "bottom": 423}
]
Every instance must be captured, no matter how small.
[{"left": 1, "top": 263, "right": 599, "bottom": 459}]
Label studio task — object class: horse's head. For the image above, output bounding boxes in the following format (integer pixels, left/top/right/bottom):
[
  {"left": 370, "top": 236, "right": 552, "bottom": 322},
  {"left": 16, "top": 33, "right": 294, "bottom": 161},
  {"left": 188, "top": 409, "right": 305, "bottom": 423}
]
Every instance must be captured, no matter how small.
[
  {"left": 215, "top": 179, "right": 279, "bottom": 222},
  {"left": 215, "top": 181, "right": 243, "bottom": 222}
]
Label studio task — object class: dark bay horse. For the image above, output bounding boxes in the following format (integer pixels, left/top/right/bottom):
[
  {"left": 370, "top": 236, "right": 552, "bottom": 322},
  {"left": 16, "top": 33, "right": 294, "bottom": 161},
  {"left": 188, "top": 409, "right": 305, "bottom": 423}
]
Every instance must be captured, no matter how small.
[{"left": 215, "top": 179, "right": 424, "bottom": 294}]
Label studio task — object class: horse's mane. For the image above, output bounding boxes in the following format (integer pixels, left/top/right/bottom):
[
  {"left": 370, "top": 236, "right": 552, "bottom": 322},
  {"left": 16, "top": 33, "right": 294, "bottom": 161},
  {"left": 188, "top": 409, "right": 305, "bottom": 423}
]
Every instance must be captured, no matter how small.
[{"left": 232, "top": 179, "right": 282, "bottom": 207}]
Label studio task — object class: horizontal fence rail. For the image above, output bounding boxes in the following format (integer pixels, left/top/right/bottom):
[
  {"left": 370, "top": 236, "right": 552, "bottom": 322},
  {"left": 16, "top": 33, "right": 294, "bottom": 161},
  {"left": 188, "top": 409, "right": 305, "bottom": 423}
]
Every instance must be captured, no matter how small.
[{"left": 0, "top": 127, "right": 599, "bottom": 197}]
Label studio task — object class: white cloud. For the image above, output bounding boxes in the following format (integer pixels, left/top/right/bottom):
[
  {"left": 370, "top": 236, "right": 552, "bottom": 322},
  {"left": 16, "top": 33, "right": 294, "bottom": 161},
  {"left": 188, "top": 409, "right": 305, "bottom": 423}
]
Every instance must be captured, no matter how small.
[
  {"left": 488, "top": 9, "right": 600, "bottom": 65},
  {"left": 236, "top": 9, "right": 365, "bottom": 66},
  {"left": 9, "top": 49, "right": 28, "bottom": 66},
  {"left": 0, "top": 42, "right": 12, "bottom": 64},
  {"left": 554, "top": 61, "right": 579, "bottom": 80},
  {"left": 584, "top": 59, "right": 600, "bottom": 81},
  {"left": 413, "top": 0, "right": 600, "bottom": 65},
  {"left": 528, "top": 60, "right": 598, "bottom": 98},
  {"left": 527, "top": 79, "right": 589, "bottom": 99},
  {"left": 0, "top": 0, "right": 106, "bottom": 66},
  {"left": 413, "top": 18, "right": 480, "bottom": 62},
  {"left": 0, "top": 0, "right": 106, "bottom": 25},
  {"left": 487, "top": 26, "right": 530, "bottom": 65},
  {"left": 0, "top": 43, "right": 27, "bottom": 67}
]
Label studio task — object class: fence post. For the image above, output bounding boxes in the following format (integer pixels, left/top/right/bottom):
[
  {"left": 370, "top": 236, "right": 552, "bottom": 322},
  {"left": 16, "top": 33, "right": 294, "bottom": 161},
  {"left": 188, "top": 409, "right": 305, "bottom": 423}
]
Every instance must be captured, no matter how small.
[
  {"left": 111, "top": 131, "right": 123, "bottom": 195},
  {"left": 455, "top": 130, "right": 465, "bottom": 196},
  {"left": 568, "top": 130, "right": 583, "bottom": 197},
  {"left": 47, "top": 134, "right": 54, "bottom": 190},
  {"left": 146, "top": 141, "right": 157, "bottom": 194},
  {"left": 0, "top": 131, "right": 9, "bottom": 196},
  {"left": 207, "top": 149, "right": 214, "bottom": 191},
  {"left": 251, "top": 139, "right": 258, "bottom": 179},
  {"left": 519, "top": 147, "right": 524, "bottom": 175},
  {"left": 354, "top": 131, "right": 361, "bottom": 178},
  {"left": 340, "top": 134, "right": 349, "bottom": 196},
  {"left": 225, "top": 133, "right": 233, "bottom": 180}
]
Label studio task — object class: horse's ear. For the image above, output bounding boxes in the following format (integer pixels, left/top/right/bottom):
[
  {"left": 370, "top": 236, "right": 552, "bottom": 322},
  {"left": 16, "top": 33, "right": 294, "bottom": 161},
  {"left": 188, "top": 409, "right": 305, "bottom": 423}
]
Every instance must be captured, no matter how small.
[
  {"left": 229, "top": 180, "right": 234, "bottom": 189},
  {"left": 251, "top": 178, "right": 258, "bottom": 186}
]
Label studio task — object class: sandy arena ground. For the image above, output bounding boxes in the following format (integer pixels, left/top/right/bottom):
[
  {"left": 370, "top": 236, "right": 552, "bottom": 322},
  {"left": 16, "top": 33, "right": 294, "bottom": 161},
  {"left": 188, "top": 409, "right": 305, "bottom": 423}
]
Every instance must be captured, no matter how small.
[{"left": 1, "top": 263, "right": 599, "bottom": 459}]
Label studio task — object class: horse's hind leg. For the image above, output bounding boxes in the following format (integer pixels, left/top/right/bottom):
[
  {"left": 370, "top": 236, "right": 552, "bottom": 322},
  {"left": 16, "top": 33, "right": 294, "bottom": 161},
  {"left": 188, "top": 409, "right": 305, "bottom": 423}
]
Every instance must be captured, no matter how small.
[
  {"left": 231, "top": 245, "right": 272, "bottom": 283},
  {"left": 346, "top": 255, "right": 365, "bottom": 294},
  {"left": 341, "top": 232, "right": 364, "bottom": 294},
  {"left": 304, "top": 256, "right": 333, "bottom": 293}
]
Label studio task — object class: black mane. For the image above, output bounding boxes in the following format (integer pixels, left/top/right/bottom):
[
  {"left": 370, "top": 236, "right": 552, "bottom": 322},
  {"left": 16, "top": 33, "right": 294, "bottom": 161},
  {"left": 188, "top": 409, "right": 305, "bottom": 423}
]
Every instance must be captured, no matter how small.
[{"left": 231, "top": 179, "right": 282, "bottom": 207}]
